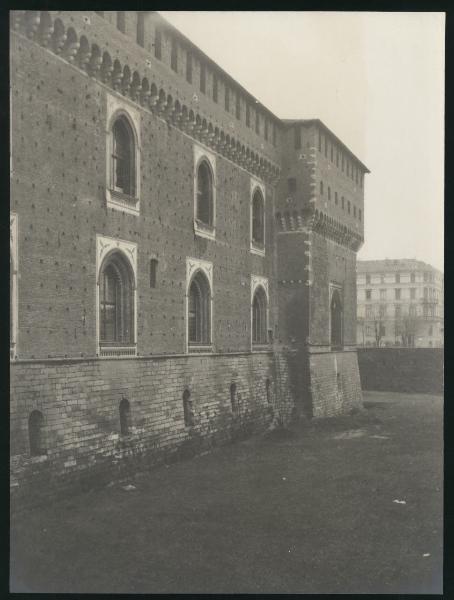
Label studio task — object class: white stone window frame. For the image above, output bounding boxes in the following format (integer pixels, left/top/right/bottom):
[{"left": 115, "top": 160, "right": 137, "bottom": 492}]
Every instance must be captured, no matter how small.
[
  {"left": 106, "top": 93, "right": 141, "bottom": 216},
  {"left": 193, "top": 143, "right": 216, "bottom": 241},
  {"left": 96, "top": 234, "right": 138, "bottom": 358},
  {"left": 186, "top": 257, "right": 213, "bottom": 353},
  {"left": 10, "top": 213, "right": 18, "bottom": 359},
  {"left": 251, "top": 275, "right": 269, "bottom": 350},
  {"left": 250, "top": 177, "right": 266, "bottom": 257},
  {"left": 329, "top": 282, "right": 344, "bottom": 350}
]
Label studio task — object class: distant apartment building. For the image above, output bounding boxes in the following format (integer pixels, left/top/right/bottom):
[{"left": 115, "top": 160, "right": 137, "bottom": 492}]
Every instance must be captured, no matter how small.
[{"left": 357, "top": 259, "right": 444, "bottom": 347}]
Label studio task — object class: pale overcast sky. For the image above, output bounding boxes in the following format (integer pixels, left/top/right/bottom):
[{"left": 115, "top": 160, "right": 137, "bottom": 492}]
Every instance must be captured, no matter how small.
[{"left": 161, "top": 11, "right": 445, "bottom": 272}]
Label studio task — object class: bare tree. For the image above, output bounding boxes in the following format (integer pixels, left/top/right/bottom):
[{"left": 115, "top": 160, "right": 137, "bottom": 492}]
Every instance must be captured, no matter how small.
[
  {"left": 396, "top": 314, "right": 417, "bottom": 347},
  {"left": 374, "top": 318, "right": 385, "bottom": 347}
]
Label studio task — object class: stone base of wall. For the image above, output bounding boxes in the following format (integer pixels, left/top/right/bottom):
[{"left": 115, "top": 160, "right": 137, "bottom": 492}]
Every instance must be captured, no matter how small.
[
  {"left": 10, "top": 351, "right": 296, "bottom": 508},
  {"left": 10, "top": 348, "right": 364, "bottom": 508},
  {"left": 308, "top": 349, "right": 363, "bottom": 418}
]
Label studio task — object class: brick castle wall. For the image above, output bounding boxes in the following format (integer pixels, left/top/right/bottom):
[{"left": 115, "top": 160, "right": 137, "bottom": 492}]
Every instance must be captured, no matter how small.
[
  {"left": 10, "top": 12, "right": 369, "bottom": 507},
  {"left": 309, "top": 232, "right": 357, "bottom": 346},
  {"left": 10, "top": 30, "right": 275, "bottom": 359}
]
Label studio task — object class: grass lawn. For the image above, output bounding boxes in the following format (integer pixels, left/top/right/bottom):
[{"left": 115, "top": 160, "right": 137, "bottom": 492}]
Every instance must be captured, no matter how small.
[{"left": 10, "top": 391, "right": 443, "bottom": 594}]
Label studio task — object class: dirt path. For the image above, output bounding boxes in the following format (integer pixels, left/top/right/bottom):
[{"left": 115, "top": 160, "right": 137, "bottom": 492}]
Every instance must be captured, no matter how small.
[{"left": 10, "top": 391, "right": 443, "bottom": 594}]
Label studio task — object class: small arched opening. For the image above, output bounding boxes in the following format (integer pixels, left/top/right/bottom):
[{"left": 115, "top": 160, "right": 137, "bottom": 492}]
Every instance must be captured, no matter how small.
[{"left": 29, "top": 410, "right": 46, "bottom": 456}]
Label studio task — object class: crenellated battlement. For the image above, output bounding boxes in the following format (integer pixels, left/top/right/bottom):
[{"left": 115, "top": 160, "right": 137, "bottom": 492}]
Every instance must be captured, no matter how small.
[
  {"left": 275, "top": 207, "right": 363, "bottom": 251},
  {"left": 10, "top": 11, "right": 281, "bottom": 185}
]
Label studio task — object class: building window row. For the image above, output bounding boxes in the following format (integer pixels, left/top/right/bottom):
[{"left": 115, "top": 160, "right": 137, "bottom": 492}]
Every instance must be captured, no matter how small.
[
  {"left": 319, "top": 182, "right": 362, "bottom": 221},
  {"left": 363, "top": 303, "right": 429, "bottom": 320},
  {"left": 362, "top": 272, "right": 440, "bottom": 286},
  {"left": 91, "top": 237, "right": 272, "bottom": 358},
  {"left": 318, "top": 130, "right": 364, "bottom": 188},
  {"left": 364, "top": 287, "right": 421, "bottom": 302},
  {"left": 96, "top": 244, "right": 269, "bottom": 355}
]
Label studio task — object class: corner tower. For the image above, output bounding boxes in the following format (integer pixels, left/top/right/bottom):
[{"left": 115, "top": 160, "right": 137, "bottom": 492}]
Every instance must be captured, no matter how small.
[{"left": 276, "top": 119, "right": 369, "bottom": 417}]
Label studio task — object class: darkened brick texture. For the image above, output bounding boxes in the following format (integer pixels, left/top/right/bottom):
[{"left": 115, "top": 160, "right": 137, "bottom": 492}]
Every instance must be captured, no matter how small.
[
  {"left": 357, "top": 348, "right": 443, "bottom": 394},
  {"left": 10, "top": 11, "right": 369, "bottom": 506}
]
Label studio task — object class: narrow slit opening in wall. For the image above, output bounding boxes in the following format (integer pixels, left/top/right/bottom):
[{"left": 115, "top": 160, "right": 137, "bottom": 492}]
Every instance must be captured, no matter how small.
[
  {"left": 29, "top": 410, "right": 46, "bottom": 457},
  {"left": 183, "top": 389, "right": 193, "bottom": 426},
  {"left": 266, "top": 378, "right": 272, "bottom": 404},
  {"left": 120, "top": 398, "right": 130, "bottom": 435},
  {"left": 150, "top": 258, "right": 158, "bottom": 288}
]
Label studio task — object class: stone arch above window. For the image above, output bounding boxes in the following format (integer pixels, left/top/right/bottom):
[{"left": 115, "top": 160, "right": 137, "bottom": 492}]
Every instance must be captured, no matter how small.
[
  {"left": 106, "top": 93, "right": 141, "bottom": 215},
  {"left": 99, "top": 252, "right": 134, "bottom": 346},
  {"left": 330, "top": 286, "right": 343, "bottom": 349},
  {"left": 188, "top": 270, "right": 212, "bottom": 347},
  {"left": 186, "top": 257, "right": 213, "bottom": 351},
  {"left": 193, "top": 144, "right": 216, "bottom": 240},
  {"left": 96, "top": 235, "right": 137, "bottom": 357}
]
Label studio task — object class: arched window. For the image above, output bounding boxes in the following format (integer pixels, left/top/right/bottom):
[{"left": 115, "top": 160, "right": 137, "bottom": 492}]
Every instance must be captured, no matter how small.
[
  {"left": 183, "top": 389, "right": 194, "bottom": 426},
  {"left": 251, "top": 188, "right": 265, "bottom": 246},
  {"left": 111, "top": 116, "right": 135, "bottom": 197},
  {"left": 29, "top": 410, "right": 46, "bottom": 456},
  {"left": 196, "top": 160, "right": 214, "bottom": 226},
  {"left": 330, "top": 289, "right": 343, "bottom": 348},
  {"left": 188, "top": 271, "right": 211, "bottom": 345},
  {"left": 252, "top": 286, "right": 267, "bottom": 345},
  {"left": 99, "top": 252, "right": 134, "bottom": 346},
  {"left": 119, "top": 398, "right": 130, "bottom": 435}
]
